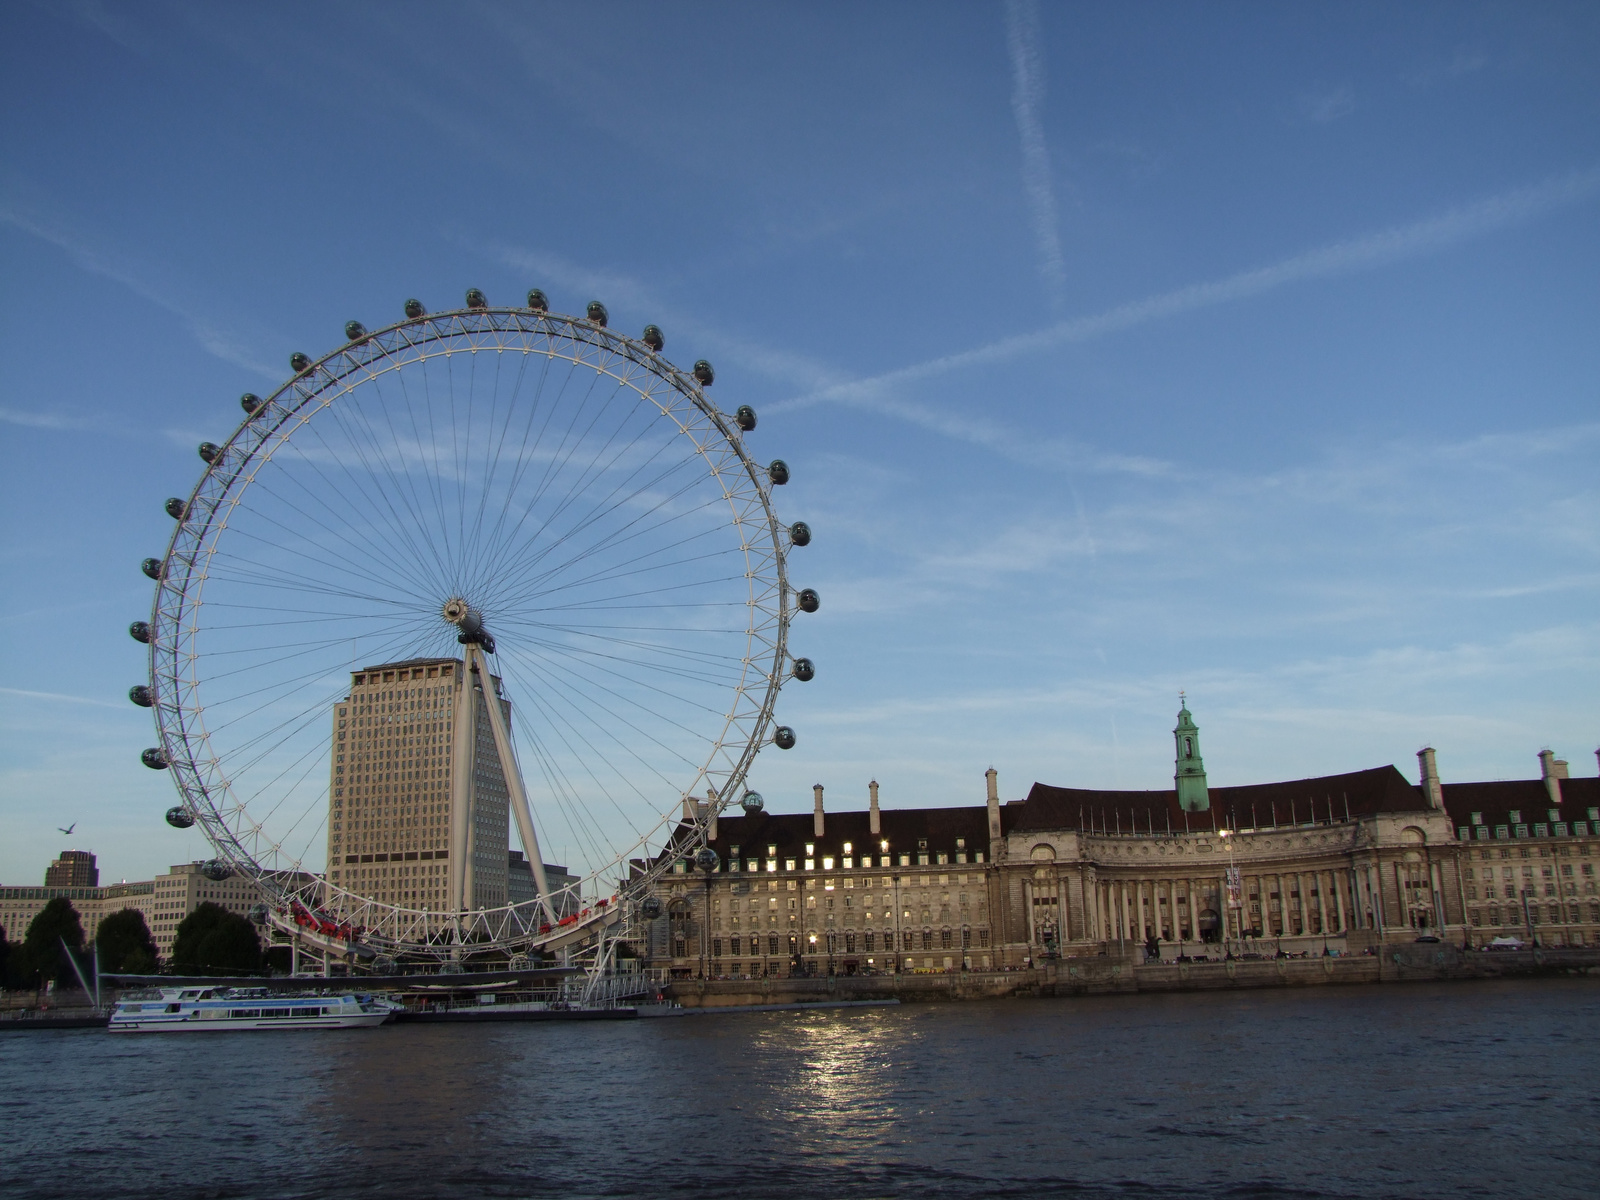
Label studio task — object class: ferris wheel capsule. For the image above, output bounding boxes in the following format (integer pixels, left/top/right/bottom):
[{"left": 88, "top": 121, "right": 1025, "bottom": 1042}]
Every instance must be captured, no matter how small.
[
  {"left": 129, "top": 621, "right": 152, "bottom": 643},
  {"left": 788, "top": 521, "right": 811, "bottom": 547},
  {"left": 198, "top": 442, "right": 221, "bottom": 464},
  {"left": 289, "top": 352, "right": 312, "bottom": 374},
  {"left": 526, "top": 289, "right": 548, "bottom": 312},
  {"left": 344, "top": 320, "right": 367, "bottom": 341},
  {"left": 791, "top": 658, "right": 815, "bottom": 682},
  {"left": 741, "top": 790, "right": 765, "bottom": 813},
  {"left": 240, "top": 393, "right": 263, "bottom": 415},
  {"left": 129, "top": 685, "right": 153, "bottom": 707},
  {"left": 773, "top": 726, "right": 797, "bottom": 750},
  {"left": 640, "top": 896, "right": 663, "bottom": 920},
  {"left": 694, "top": 847, "right": 720, "bottom": 872},
  {"left": 141, "top": 748, "right": 168, "bottom": 770},
  {"left": 693, "top": 360, "right": 715, "bottom": 386},
  {"left": 404, "top": 298, "right": 426, "bottom": 318},
  {"left": 165, "top": 805, "right": 195, "bottom": 829},
  {"left": 141, "top": 558, "right": 164, "bottom": 580},
  {"left": 466, "top": 288, "right": 488, "bottom": 310},
  {"left": 642, "top": 325, "right": 664, "bottom": 351},
  {"left": 796, "top": 588, "right": 820, "bottom": 613},
  {"left": 586, "top": 301, "right": 609, "bottom": 326},
  {"left": 768, "top": 460, "right": 790, "bottom": 485},
  {"left": 735, "top": 405, "right": 756, "bottom": 431},
  {"left": 200, "top": 860, "right": 233, "bottom": 881}
]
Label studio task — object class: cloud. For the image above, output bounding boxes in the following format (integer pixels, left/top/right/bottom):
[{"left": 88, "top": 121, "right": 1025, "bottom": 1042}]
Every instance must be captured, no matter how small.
[
  {"left": 1004, "top": 0, "right": 1066, "bottom": 306},
  {"left": 767, "top": 168, "right": 1600, "bottom": 457},
  {"left": 0, "top": 407, "right": 95, "bottom": 432},
  {"left": 458, "top": 234, "right": 849, "bottom": 394},
  {"left": 0, "top": 205, "right": 280, "bottom": 378},
  {"left": 1302, "top": 85, "right": 1356, "bottom": 124},
  {"left": 0, "top": 686, "right": 124, "bottom": 710}
]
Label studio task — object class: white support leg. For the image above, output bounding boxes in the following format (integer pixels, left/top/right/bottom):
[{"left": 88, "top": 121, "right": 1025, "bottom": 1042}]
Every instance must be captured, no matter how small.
[
  {"left": 467, "top": 644, "right": 557, "bottom": 927},
  {"left": 448, "top": 658, "right": 477, "bottom": 936}
]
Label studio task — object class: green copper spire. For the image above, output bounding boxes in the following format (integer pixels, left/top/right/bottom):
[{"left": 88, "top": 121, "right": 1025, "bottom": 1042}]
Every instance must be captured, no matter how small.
[{"left": 1174, "top": 692, "right": 1209, "bottom": 812}]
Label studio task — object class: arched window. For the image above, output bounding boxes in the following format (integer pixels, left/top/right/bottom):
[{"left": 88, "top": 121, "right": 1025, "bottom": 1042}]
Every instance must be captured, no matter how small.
[{"left": 1184, "top": 737, "right": 1193, "bottom": 757}]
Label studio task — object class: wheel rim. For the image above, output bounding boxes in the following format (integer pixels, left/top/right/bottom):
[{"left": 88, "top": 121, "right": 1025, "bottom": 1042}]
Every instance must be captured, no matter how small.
[{"left": 144, "top": 305, "right": 798, "bottom": 959}]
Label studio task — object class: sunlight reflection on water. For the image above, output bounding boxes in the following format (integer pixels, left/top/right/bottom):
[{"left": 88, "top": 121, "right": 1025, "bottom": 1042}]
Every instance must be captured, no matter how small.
[{"left": 2, "top": 980, "right": 1596, "bottom": 1200}]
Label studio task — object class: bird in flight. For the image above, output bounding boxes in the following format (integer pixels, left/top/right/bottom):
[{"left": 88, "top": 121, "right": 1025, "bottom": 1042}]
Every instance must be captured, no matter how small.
[{"left": 58, "top": 824, "right": 76, "bottom": 835}]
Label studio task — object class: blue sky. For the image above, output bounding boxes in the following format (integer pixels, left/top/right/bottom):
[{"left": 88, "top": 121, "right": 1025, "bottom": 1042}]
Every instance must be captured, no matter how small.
[{"left": 2, "top": 1, "right": 1597, "bottom": 885}]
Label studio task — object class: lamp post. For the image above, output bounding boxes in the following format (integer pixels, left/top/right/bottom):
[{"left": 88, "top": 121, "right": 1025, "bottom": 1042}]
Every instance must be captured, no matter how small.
[{"left": 695, "top": 846, "right": 719, "bottom": 980}]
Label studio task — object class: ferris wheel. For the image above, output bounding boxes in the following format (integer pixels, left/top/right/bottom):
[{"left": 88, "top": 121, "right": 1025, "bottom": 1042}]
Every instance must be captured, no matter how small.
[{"left": 128, "top": 290, "right": 817, "bottom": 966}]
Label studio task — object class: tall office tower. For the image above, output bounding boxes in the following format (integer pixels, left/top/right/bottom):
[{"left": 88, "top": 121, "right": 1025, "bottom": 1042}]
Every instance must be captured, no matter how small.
[
  {"left": 44, "top": 850, "right": 99, "bottom": 888},
  {"left": 325, "top": 657, "right": 510, "bottom": 914}
]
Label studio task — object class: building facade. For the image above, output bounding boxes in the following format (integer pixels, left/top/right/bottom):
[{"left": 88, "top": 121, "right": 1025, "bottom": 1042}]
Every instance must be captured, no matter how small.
[
  {"left": 45, "top": 850, "right": 99, "bottom": 888},
  {"left": 1, "top": 850, "right": 153, "bottom": 950},
  {"left": 643, "top": 781, "right": 1000, "bottom": 978},
  {"left": 641, "top": 707, "right": 1600, "bottom": 975},
  {"left": 324, "top": 656, "right": 511, "bottom": 915}
]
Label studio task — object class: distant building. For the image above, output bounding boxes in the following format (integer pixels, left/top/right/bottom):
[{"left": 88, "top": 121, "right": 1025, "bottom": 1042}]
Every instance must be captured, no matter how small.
[
  {"left": 507, "top": 851, "right": 580, "bottom": 917},
  {"left": 324, "top": 657, "right": 510, "bottom": 917},
  {"left": 45, "top": 850, "right": 99, "bottom": 888},
  {"left": 1, "top": 854, "right": 152, "bottom": 948}
]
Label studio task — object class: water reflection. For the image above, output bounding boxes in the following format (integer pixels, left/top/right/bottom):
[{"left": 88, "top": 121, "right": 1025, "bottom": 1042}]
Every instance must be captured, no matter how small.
[{"left": 2, "top": 981, "right": 1596, "bottom": 1199}]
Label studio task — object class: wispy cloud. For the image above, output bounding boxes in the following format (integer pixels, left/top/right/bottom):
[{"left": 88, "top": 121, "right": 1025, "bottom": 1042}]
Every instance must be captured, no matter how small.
[
  {"left": 769, "top": 168, "right": 1600, "bottom": 455},
  {"left": 0, "top": 686, "right": 124, "bottom": 710},
  {"left": 1302, "top": 85, "right": 1356, "bottom": 124},
  {"left": 458, "top": 234, "right": 849, "bottom": 394},
  {"left": 1004, "top": 0, "right": 1066, "bottom": 307},
  {"left": 0, "top": 407, "right": 95, "bottom": 432},
  {"left": 0, "top": 206, "right": 279, "bottom": 379}
]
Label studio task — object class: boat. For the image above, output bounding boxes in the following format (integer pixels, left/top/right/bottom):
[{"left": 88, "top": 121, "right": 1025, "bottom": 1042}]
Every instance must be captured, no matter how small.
[{"left": 107, "top": 986, "right": 393, "bottom": 1032}]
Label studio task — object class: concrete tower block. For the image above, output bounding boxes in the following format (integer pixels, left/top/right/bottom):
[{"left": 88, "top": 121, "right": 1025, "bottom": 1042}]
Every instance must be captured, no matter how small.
[
  {"left": 1418, "top": 747, "right": 1444, "bottom": 809},
  {"left": 869, "top": 780, "right": 881, "bottom": 836},
  {"left": 813, "top": 783, "right": 825, "bottom": 838}
]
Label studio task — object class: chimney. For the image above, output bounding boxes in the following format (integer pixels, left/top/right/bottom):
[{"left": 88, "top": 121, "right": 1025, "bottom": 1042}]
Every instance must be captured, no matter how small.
[
  {"left": 682, "top": 794, "right": 695, "bottom": 822},
  {"left": 1540, "top": 749, "right": 1566, "bottom": 807},
  {"left": 1417, "top": 747, "right": 1444, "bottom": 810},
  {"left": 986, "top": 767, "right": 1001, "bottom": 842},
  {"left": 869, "top": 780, "right": 881, "bottom": 836},
  {"left": 707, "top": 788, "right": 719, "bottom": 842},
  {"left": 813, "top": 784, "right": 825, "bottom": 838}
]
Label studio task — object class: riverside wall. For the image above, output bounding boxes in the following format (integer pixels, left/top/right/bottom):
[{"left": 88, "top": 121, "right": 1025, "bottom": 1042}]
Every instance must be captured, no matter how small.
[{"left": 663, "top": 946, "right": 1600, "bottom": 1007}]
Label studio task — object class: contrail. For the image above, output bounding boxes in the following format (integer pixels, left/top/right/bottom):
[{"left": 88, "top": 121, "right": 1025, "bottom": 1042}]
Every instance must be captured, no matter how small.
[
  {"left": 772, "top": 166, "right": 1600, "bottom": 416},
  {"left": 0, "top": 206, "right": 279, "bottom": 379},
  {"left": 1005, "top": 0, "right": 1066, "bottom": 306}
]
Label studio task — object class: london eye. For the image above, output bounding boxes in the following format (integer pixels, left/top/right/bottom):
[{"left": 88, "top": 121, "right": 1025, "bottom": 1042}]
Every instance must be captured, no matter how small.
[{"left": 129, "top": 291, "right": 816, "bottom": 967}]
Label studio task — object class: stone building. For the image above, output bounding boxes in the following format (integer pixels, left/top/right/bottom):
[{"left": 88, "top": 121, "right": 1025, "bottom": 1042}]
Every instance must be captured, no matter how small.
[
  {"left": 44, "top": 850, "right": 99, "bottom": 888},
  {"left": 992, "top": 706, "right": 1599, "bottom": 961},
  {"left": 642, "top": 704, "right": 1600, "bottom": 974},
  {"left": 643, "top": 781, "right": 1000, "bottom": 978}
]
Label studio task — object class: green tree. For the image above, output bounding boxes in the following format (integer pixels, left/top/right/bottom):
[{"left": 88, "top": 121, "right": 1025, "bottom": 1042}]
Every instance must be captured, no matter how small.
[
  {"left": 96, "top": 908, "right": 159, "bottom": 975},
  {"left": 21, "top": 898, "right": 85, "bottom": 987},
  {"left": 170, "top": 902, "right": 262, "bottom": 975}
]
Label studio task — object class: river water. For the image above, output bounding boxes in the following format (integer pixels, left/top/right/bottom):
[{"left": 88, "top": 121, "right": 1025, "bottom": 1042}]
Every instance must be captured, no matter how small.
[{"left": 1, "top": 979, "right": 1595, "bottom": 1200}]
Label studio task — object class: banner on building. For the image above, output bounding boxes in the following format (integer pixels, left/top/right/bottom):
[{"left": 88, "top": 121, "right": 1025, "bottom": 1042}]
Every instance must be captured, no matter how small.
[{"left": 1225, "top": 866, "right": 1243, "bottom": 910}]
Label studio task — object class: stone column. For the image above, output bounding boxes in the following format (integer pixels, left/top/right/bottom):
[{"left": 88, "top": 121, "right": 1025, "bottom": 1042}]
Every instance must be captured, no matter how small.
[
  {"left": 1333, "top": 870, "right": 1348, "bottom": 932},
  {"left": 1218, "top": 873, "right": 1229, "bottom": 941},
  {"left": 1274, "top": 873, "right": 1286, "bottom": 937},
  {"left": 1295, "top": 871, "right": 1308, "bottom": 936},
  {"left": 1315, "top": 870, "right": 1329, "bottom": 934}
]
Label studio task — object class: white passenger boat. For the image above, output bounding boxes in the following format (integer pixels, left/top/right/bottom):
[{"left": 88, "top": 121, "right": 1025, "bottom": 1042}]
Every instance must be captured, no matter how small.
[{"left": 108, "top": 986, "right": 393, "bottom": 1032}]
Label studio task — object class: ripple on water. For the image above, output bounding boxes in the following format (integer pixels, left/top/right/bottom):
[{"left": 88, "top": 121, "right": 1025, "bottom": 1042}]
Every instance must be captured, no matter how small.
[{"left": 0, "top": 980, "right": 1596, "bottom": 1200}]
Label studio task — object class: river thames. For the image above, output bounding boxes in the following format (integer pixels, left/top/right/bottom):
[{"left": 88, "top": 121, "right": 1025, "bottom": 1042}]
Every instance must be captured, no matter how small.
[{"left": 2, "top": 979, "right": 1595, "bottom": 1199}]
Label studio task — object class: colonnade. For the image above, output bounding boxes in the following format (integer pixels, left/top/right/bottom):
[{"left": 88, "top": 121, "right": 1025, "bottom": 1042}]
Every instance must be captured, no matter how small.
[{"left": 1079, "top": 866, "right": 1357, "bottom": 944}]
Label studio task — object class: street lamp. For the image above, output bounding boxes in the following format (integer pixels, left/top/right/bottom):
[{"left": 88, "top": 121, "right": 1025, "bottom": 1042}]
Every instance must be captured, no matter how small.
[{"left": 694, "top": 846, "right": 719, "bottom": 979}]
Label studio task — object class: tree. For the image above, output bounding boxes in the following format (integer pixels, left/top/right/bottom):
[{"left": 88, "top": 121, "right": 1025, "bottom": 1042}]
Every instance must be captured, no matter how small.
[
  {"left": 97, "top": 908, "right": 159, "bottom": 975},
  {"left": 170, "top": 902, "right": 262, "bottom": 975},
  {"left": 21, "top": 898, "right": 85, "bottom": 987}
]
